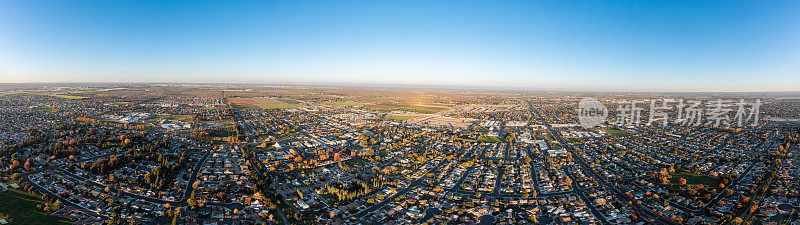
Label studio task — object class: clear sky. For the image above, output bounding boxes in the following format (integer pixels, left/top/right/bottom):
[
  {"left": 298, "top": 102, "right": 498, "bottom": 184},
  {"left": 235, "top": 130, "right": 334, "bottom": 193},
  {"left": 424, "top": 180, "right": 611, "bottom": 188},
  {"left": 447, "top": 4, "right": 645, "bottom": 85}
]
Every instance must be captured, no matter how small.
[{"left": 1, "top": 1, "right": 798, "bottom": 91}]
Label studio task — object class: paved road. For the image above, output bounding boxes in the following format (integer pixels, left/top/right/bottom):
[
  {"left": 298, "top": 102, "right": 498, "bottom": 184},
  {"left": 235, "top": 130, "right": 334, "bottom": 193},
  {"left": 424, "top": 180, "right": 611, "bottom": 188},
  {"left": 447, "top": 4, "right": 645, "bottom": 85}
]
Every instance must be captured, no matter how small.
[
  {"left": 16, "top": 153, "right": 120, "bottom": 220},
  {"left": 355, "top": 159, "right": 446, "bottom": 219},
  {"left": 562, "top": 165, "right": 609, "bottom": 224},
  {"left": 419, "top": 208, "right": 442, "bottom": 222},
  {"left": 243, "top": 147, "right": 290, "bottom": 225},
  {"left": 55, "top": 168, "right": 177, "bottom": 205},
  {"left": 443, "top": 143, "right": 576, "bottom": 199},
  {"left": 27, "top": 149, "right": 244, "bottom": 215},
  {"left": 738, "top": 132, "right": 781, "bottom": 223},
  {"left": 478, "top": 214, "right": 495, "bottom": 225},
  {"left": 21, "top": 173, "right": 110, "bottom": 220},
  {"left": 276, "top": 174, "right": 356, "bottom": 195},
  {"left": 778, "top": 204, "right": 800, "bottom": 211},
  {"left": 693, "top": 131, "right": 777, "bottom": 216},
  {"left": 523, "top": 143, "right": 544, "bottom": 196},
  {"left": 492, "top": 164, "right": 504, "bottom": 197},
  {"left": 18, "top": 90, "right": 237, "bottom": 221},
  {"left": 180, "top": 150, "right": 212, "bottom": 201},
  {"left": 448, "top": 166, "right": 475, "bottom": 192}
]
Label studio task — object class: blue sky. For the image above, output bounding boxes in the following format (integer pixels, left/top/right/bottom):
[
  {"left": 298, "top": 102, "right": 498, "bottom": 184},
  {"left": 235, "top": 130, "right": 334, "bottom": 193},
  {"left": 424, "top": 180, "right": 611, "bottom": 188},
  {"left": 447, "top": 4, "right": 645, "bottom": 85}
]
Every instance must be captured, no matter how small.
[{"left": 1, "top": 0, "right": 798, "bottom": 91}]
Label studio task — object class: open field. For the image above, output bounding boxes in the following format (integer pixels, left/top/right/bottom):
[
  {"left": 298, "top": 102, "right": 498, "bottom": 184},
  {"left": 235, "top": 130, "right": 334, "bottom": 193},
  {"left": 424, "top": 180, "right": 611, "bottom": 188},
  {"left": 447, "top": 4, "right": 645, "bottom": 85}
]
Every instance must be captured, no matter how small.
[
  {"left": 445, "top": 104, "right": 523, "bottom": 114},
  {"left": 364, "top": 103, "right": 447, "bottom": 114},
  {"left": 477, "top": 136, "right": 503, "bottom": 143},
  {"left": 210, "top": 130, "right": 237, "bottom": 138},
  {"left": 365, "top": 104, "right": 399, "bottom": 110},
  {"left": 0, "top": 188, "right": 71, "bottom": 225},
  {"left": 145, "top": 114, "right": 194, "bottom": 123},
  {"left": 567, "top": 137, "right": 583, "bottom": 142},
  {"left": 407, "top": 115, "right": 476, "bottom": 129},
  {"left": 200, "top": 117, "right": 237, "bottom": 139},
  {"left": 249, "top": 98, "right": 286, "bottom": 106},
  {"left": 399, "top": 104, "right": 448, "bottom": 113},
  {"left": 328, "top": 101, "right": 363, "bottom": 106},
  {"left": 228, "top": 97, "right": 302, "bottom": 109},
  {"left": 202, "top": 118, "right": 236, "bottom": 128},
  {"left": 277, "top": 98, "right": 301, "bottom": 104},
  {"left": 227, "top": 98, "right": 260, "bottom": 109},
  {"left": 128, "top": 122, "right": 154, "bottom": 128},
  {"left": 258, "top": 103, "right": 302, "bottom": 109},
  {"left": 396, "top": 107, "right": 441, "bottom": 114},
  {"left": 604, "top": 128, "right": 629, "bottom": 137},
  {"left": 666, "top": 171, "right": 721, "bottom": 192},
  {"left": 416, "top": 103, "right": 453, "bottom": 108},
  {"left": 222, "top": 90, "right": 266, "bottom": 98},
  {"left": 456, "top": 135, "right": 477, "bottom": 142},
  {"left": 385, "top": 115, "right": 419, "bottom": 121},
  {"left": 47, "top": 94, "right": 87, "bottom": 99},
  {"left": 33, "top": 106, "right": 57, "bottom": 113}
]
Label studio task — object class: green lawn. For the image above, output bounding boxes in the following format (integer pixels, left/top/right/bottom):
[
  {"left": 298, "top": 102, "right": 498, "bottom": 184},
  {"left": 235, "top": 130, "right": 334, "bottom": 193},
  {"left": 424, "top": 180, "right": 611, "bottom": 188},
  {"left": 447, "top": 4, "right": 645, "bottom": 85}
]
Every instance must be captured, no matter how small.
[
  {"left": 669, "top": 171, "right": 720, "bottom": 188},
  {"left": 33, "top": 106, "right": 57, "bottom": 113},
  {"left": 231, "top": 103, "right": 261, "bottom": 109},
  {"left": 477, "top": 136, "right": 503, "bottom": 143},
  {"left": 47, "top": 94, "right": 87, "bottom": 99},
  {"left": 362, "top": 107, "right": 391, "bottom": 113},
  {"left": 145, "top": 114, "right": 194, "bottom": 123},
  {"left": 210, "top": 130, "right": 237, "bottom": 138},
  {"left": 128, "top": 122, "right": 153, "bottom": 128},
  {"left": 456, "top": 135, "right": 477, "bottom": 143},
  {"left": 395, "top": 106, "right": 448, "bottom": 114},
  {"left": 0, "top": 188, "right": 71, "bottom": 225},
  {"left": 604, "top": 128, "right": 629, "bottom": 137},
  {"left": 567, "top": 137, "right": 583, "bottom": 142},
  {"left": 198, "top": 117, "right": 236, "bottom": 127}
]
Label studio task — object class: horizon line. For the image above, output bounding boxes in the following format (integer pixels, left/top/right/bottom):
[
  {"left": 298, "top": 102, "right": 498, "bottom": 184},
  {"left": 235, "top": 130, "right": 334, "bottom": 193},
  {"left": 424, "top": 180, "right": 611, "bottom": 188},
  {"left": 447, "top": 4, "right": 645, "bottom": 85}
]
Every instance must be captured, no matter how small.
[{"left": 2, "top": 81, "right": 800, "bottom": 94}]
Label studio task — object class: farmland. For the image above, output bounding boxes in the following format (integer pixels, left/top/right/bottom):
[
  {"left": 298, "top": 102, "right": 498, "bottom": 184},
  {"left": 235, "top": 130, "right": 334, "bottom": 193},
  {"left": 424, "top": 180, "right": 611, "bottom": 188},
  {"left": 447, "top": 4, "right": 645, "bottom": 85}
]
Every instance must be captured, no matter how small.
[
  {"left": 228, "top": 97, "right": 302, "bottom": 109},
  {"left": 385, "top": 115, "right": 419, "bottom": 121}
]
